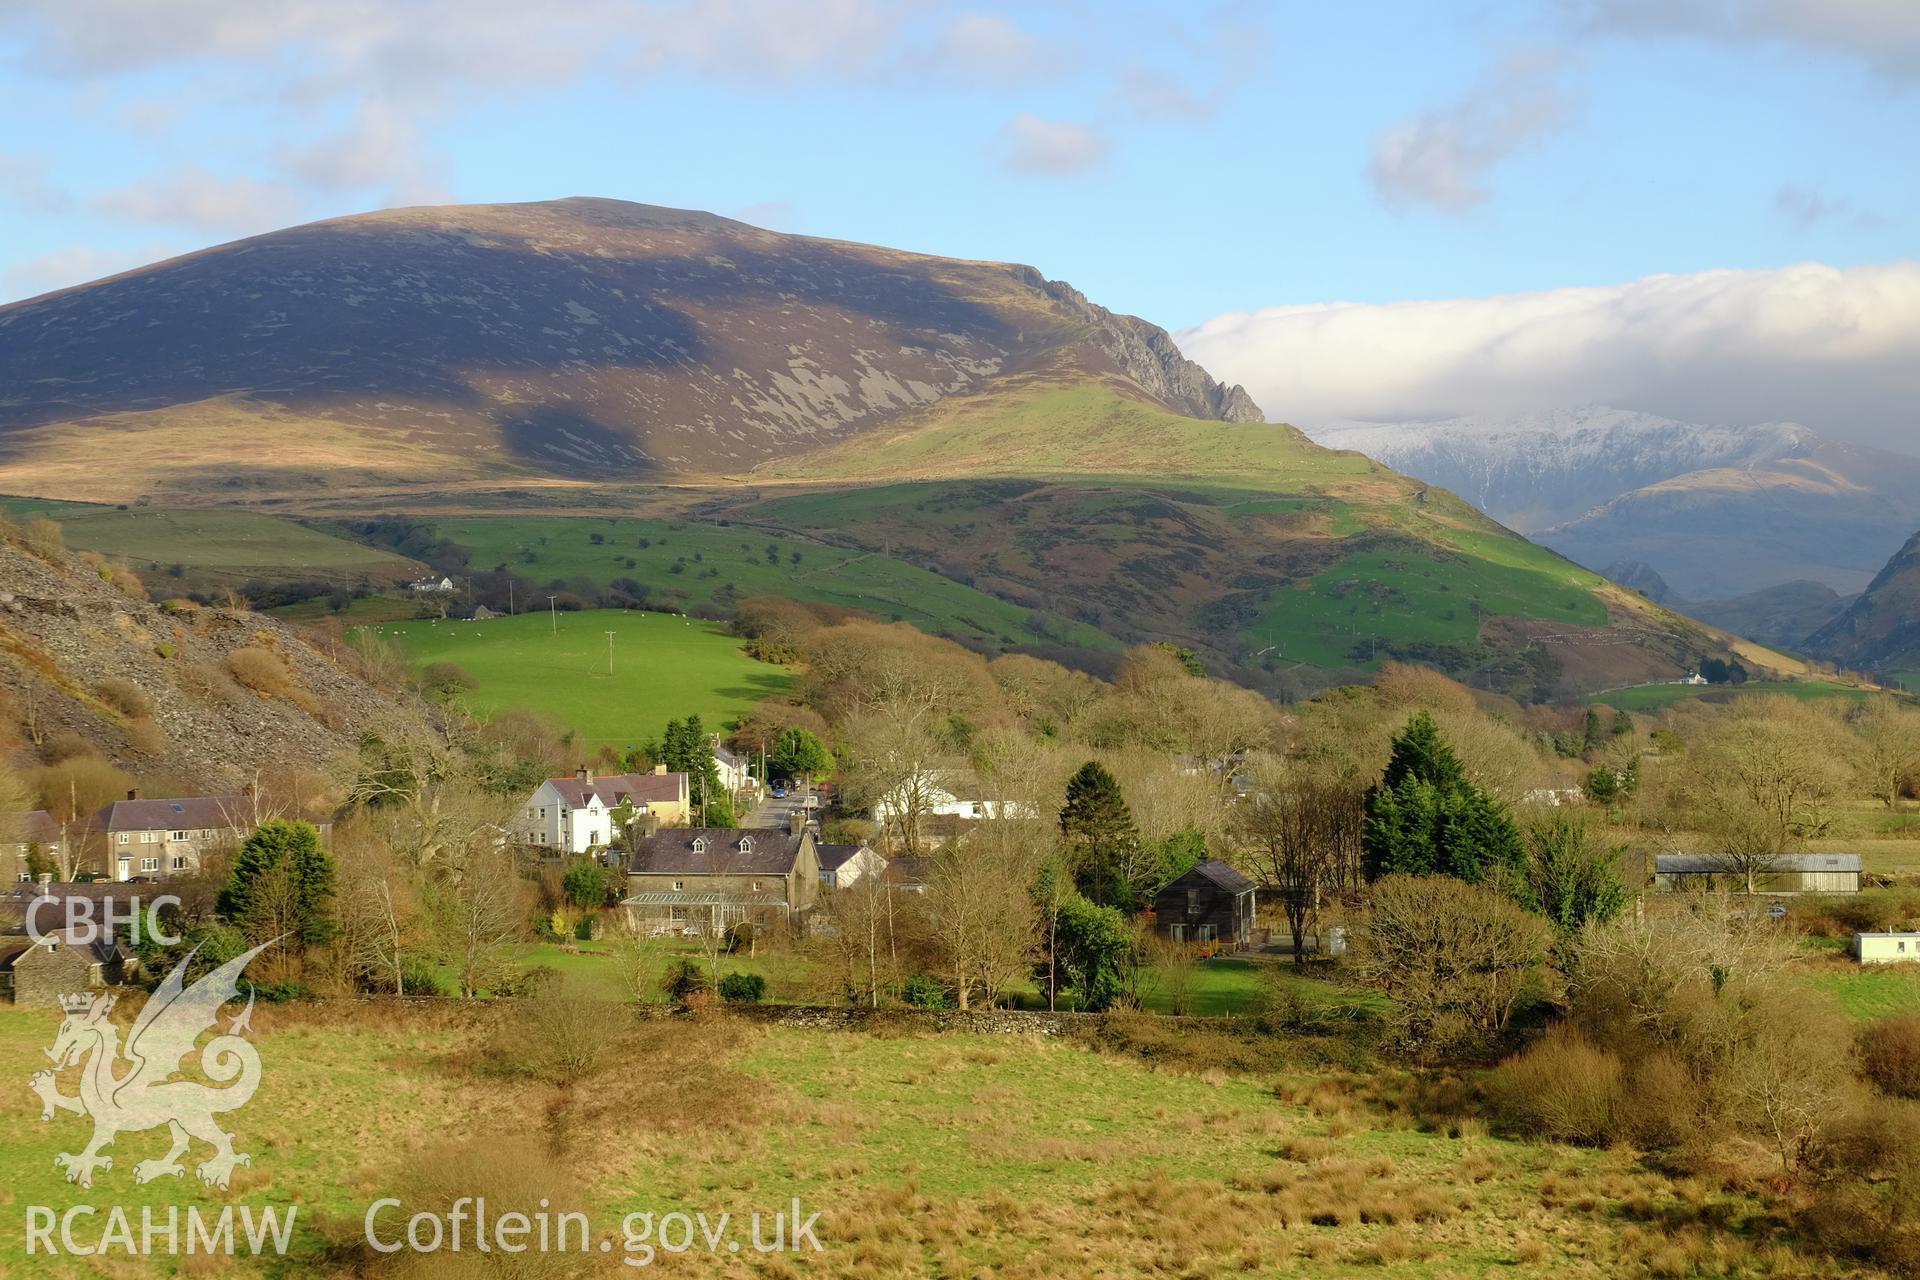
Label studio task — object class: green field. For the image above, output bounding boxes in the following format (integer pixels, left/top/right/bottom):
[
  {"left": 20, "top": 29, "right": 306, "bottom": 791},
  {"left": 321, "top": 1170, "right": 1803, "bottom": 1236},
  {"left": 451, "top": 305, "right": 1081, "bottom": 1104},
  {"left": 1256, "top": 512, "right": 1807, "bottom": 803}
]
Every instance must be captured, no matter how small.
[
  {"left": 367, "top": 609, "right": 791, "bottom": 748},
  {"left": 1249, "top": 546, "right": 1610, "bottom": 672},
  {"left": 1586, "top": 679, "right": 1871, "bottom": 712},
  {"left": 407, "top": 514, "right": 1115, "bottom": 652},
  {"left": 1809, "top": 964, "right": 1920, "bottom": 1020},
  {"left": 6, "top": 501, "right": 421, "bottom": 587}
]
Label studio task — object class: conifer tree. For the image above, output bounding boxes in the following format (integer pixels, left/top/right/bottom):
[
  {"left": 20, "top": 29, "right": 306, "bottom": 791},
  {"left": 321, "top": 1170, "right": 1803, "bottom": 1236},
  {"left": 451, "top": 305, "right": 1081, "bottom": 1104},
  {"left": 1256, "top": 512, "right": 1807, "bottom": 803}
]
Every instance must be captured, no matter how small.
[{"left": 1363, "top": 711, "right": 1525, "bottom": 892}]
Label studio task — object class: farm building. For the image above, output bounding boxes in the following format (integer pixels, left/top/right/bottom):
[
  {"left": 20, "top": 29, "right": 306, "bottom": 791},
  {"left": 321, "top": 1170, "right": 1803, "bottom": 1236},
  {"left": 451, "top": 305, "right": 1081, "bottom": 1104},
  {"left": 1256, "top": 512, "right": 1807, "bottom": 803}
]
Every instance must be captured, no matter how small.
[
  {"left": 1152, "top": 859, "right": 1256, "bottom": 947},
  {"left": 1854, "top": 933, "right": 1920, "bottom": 965},
  {"left": 1652, "top": 853, "right": 1860, "bottom": 894}
]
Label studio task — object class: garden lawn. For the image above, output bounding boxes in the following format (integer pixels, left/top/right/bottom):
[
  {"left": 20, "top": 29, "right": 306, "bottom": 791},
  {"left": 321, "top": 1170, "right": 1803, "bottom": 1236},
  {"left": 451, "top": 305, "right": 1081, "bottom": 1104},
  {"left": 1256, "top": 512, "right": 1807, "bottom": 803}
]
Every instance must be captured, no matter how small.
[{"left": 365, "top": 608, "right": 789, "bottom": 749}]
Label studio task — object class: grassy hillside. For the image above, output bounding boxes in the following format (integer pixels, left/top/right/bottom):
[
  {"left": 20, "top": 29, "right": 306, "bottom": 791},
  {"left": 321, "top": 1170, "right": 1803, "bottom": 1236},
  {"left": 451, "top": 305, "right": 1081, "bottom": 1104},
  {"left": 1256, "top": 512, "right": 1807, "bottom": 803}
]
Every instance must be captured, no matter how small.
[
  {"left": 1585, "top": 679, "right": 1871, "bottom": 712},
  {"left": 401, "top": 513, "right": 1115, "bottom": 652},
  {"left": 3, "top": 498, "right": 422, "bottom": 590},
  {"left": 367, "top": 609, "right": 789, "bottom": 748}
]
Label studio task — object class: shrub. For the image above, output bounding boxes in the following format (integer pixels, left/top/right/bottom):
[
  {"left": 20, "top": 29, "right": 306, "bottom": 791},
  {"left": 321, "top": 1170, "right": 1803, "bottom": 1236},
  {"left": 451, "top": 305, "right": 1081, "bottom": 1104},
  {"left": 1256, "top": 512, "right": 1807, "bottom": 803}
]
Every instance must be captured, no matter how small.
[
  {"left": 418, "top": 660, "right": 478, "bottom": 702},
  {"left": 1488, "top": 1028, "right": 1624, "bottom": 1144},
  {"left": 718, "top": 972, "right": 767, "bottom": 1003},
  {"left": 94, "top": 676, "right": 153, "bottom": 720},
  {"left": 726, "top": 920, "right": 756, "bottom": 954},
  {"left": 661, "top": 956, "right": 708, "bottom": 1005},
  {"left": 225, "top": 645, "right": 293, "bottom": 697},
  {"left": 900, "top": 973, "right": 951, "bottom": 1009},
  {"left": 17, "top": 516, "right": 64, "bottom": 563},
  {"left": 1860, "top": 1016, "right": 1920, "bottom": 1099}
]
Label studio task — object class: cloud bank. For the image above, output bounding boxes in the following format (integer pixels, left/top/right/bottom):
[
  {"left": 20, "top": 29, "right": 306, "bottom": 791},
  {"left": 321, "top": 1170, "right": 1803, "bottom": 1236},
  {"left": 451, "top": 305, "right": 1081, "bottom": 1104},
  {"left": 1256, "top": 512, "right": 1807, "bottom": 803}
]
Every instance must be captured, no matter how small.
[{"left": 1178, "top": 261, "right": 1920, "bottom": 444}]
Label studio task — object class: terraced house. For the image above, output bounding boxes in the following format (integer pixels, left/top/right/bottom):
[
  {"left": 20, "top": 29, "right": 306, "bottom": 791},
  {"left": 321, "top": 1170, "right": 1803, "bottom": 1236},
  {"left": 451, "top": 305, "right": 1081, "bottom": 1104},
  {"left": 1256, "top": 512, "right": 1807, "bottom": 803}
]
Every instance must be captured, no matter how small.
[
  {"left": 86, "top": 791, "right": 257, "bottom": 882},
  {"left": 511, "top": 767, "right": 691, "bottom": 856}
]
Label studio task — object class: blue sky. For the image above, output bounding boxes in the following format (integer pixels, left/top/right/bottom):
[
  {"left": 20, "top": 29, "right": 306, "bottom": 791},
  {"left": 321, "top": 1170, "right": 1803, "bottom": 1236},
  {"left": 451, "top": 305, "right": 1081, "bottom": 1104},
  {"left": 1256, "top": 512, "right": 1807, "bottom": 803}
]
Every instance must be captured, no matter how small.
[{"left": 0, "top": 1, "right": 1915, "bottom": 438}]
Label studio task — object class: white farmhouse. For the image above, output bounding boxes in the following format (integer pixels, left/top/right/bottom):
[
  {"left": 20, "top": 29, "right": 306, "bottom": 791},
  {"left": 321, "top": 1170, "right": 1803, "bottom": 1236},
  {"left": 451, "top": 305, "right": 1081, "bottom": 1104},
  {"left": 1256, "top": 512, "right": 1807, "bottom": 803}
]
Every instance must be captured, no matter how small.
[{"left": 511, "top": 767, "right": 690, "bottom": 857}]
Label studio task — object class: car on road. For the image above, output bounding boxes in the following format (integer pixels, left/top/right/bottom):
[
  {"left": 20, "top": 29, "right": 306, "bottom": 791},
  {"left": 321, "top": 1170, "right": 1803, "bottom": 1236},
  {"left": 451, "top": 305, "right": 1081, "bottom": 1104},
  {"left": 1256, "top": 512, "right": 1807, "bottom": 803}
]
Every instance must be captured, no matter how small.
[{"left": 770, "top": 782, "right": 787, "bottom": 798}]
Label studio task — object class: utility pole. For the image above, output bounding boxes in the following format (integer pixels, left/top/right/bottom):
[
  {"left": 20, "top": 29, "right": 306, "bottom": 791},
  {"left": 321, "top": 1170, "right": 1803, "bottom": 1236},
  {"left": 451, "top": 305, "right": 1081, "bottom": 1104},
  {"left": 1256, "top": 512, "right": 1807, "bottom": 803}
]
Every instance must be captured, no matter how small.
[
  {"left": 605, "top": 630, "right": 616, "bottom": 676},
  {"left": 508, "top": 579, "right": 514, "bottom": 615},
  {"left": 547, "top": 595, "right": 558, "bottom": 635}
]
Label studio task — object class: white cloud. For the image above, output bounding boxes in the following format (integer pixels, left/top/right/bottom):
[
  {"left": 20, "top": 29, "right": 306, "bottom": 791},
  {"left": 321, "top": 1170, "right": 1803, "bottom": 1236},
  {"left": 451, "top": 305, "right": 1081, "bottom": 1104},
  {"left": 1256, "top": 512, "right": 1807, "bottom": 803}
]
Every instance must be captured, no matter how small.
[
  {"left": 90, "top": 168, "right": 307, "bottom": 235},
  {"left": 1560, "top": 0, "right": 1920, "bottom": 80},
  {"left": 0, "top": 155, "right": 73, "bottom": 214},
  {"left": 1368, "top": 49, "right": 1572, "bottom": 214},
  {"left": 1178, "top": 261, "right": 1920, "bottom": 444},
  {"left": 2, "top": 242, "right": 179, "bottom": 302},
  {"left": 994, "top": 113, "right": 1109, "bottom": 176}
]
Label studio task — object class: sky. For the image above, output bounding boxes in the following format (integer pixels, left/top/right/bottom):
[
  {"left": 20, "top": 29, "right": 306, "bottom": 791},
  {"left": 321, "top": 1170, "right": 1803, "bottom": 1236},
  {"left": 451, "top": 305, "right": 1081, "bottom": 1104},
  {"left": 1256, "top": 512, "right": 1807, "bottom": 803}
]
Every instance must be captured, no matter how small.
[{"left": 0, "top": 0, "right": 1915, "bottom": 443}]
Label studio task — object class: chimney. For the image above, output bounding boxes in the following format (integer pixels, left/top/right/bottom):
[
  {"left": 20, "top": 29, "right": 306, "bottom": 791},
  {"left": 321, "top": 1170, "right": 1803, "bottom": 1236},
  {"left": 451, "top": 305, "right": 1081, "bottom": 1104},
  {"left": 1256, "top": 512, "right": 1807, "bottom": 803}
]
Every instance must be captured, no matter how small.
[
  {"left": 789, "top": 810, "right": 806, "bottom": 837},
  {"left": 126, "top": 788, "right": 140, "bottom": 801},
  {"left": 575, "top": 765, "right": 591, "bottom": 782},
  {"left": 653, "top": 764, "right": 667, "bottom": 776},
  {"left": 36, "top": 872, "right": 52, "bottom": 895}
]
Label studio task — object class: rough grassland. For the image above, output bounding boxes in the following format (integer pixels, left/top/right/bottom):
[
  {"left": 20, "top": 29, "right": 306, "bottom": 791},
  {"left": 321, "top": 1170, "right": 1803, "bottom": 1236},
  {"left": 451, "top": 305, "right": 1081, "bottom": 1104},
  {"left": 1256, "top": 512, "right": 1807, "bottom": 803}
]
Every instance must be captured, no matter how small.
[
  {"left": 368, "top": 609, "right": 790, "bottom": 748},
  {"left": 0, "top": 1002, "right": 1865, "bottom": 1279}
]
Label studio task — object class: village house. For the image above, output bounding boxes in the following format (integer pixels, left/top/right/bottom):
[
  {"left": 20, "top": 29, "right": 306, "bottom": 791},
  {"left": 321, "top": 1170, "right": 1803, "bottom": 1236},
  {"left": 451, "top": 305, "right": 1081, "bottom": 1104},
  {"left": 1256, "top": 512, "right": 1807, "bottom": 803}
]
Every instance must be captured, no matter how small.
[
  {"left": 620, "top": 818, "right": 820, "bottom": 936},
  {"left": 712, "top": 736, "right": 757, "bottom": 797},
  {"left": 0, "top": 928, "right": 132, "bottom": 1005},
  {"left": 0, "top": 880, "right": 166, "bottom": 939},
  {"left": 84, "top": 792, "right": 261, "bottom": 882},
  {"left": 817, "top": 841, "right": 885, "bottom": 889},
  {"left": 3, "top": 810, "right": 67, "bottom": 881},
  {"left": 511, "top": 767, "right": 691, "bottom": 856},
  {"left": 1152, "top": 859, "right": 1257, "bottom": 947},
  {"left": 407, "top": 575, "right": 456, "bottom": 593},
  {"left": 1653, "top": 853, "right": 1861, "bottom": 894},
  {"left": 880, "top": 854, "right": 930, "bottom": 894},
  {"left": 870, "top": 774, "right": 1038, "bottom": 824}
]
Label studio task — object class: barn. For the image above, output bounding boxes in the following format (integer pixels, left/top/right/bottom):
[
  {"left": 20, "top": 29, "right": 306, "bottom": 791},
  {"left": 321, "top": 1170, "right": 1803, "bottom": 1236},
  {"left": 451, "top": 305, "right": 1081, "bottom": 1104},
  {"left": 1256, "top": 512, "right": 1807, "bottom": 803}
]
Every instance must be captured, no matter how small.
[
  {"left": 1152, "top": 859, "right": 1256, "bottom": 947},
  {"left": 1652, "top": 853, "right": 1860, "bottom": 895}
]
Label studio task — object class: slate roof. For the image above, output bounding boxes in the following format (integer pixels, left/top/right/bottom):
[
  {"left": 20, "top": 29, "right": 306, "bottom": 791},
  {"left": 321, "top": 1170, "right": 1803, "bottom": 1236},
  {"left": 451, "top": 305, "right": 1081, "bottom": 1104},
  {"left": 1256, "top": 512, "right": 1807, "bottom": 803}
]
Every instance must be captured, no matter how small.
[
  {"left": 816, "top": 843, "right": 871, "bottom": 873},
  {"left": 1655, "top": 853, "right": 1861, "bottom": 874},
  {"left": 0, "top": 928, "right": 126, "bottom": 968},
  {"left": 93, "top": 795, "right": 250, "bottom": 833},
  {"left": 628, "top": 828, "right": 806, "bottom": 876},
  {"left": 6, "top": 810, "right": 62, "bottom": 845},
  {"left": 545, "top": 772, "right": 686, "bottom": 808},
  {"left": 1182, "top": 858, "right": 1257, "bottom": 895}
]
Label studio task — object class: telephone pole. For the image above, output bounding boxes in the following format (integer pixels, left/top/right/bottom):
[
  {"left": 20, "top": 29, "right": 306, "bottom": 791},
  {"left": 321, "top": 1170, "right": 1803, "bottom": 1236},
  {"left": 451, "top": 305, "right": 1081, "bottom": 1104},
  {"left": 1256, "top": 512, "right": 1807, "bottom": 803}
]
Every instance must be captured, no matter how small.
[
  {"left": 547, "top": 595, "right": 558, "bottom": 634},
  {"left": 605, "top": 630, "right": 616, "bottom": 676}
]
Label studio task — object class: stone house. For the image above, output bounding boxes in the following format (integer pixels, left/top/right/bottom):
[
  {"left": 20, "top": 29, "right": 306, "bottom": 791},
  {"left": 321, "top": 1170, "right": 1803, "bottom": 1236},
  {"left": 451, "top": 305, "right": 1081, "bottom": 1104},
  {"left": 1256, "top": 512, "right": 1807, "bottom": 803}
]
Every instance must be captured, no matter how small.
[
  {"left": 0, "top": 928, "right": 131, "bottom": 1005},
  {"left": 817, "top": 841, "right": 886, "bottom": 889},
  {"left": 621, "top": 821, "right": 820, "bottom": 936}
]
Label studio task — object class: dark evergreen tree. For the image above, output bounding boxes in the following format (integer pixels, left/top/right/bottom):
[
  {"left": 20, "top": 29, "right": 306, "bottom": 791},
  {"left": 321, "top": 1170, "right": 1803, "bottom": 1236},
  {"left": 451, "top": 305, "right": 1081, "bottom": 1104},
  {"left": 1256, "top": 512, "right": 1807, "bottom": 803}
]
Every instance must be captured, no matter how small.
[
  {"left": 662, "top": 715, "right": 730, "bottom": 824},
  {"left": 1059, "top": 761, "right": 1141, "bottom": 909},
  {"left": 220, "top": 819, "right": 337, "bottom": 947},
  {"left": 1363, "top": 712, "right": 1525, "bottom": 892}
]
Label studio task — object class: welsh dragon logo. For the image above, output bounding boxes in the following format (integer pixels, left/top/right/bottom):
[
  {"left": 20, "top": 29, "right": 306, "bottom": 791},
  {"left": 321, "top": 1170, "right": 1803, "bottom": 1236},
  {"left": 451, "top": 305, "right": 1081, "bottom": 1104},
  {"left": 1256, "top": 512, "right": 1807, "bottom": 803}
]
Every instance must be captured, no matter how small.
[{"left": 29, "top": 941, "right": 274, "bottom": 1191}]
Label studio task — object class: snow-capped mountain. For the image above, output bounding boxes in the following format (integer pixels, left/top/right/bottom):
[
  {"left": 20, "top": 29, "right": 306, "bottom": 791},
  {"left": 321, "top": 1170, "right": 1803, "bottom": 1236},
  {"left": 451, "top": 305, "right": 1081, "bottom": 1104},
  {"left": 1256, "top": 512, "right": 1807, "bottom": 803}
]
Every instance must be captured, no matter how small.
[
  {"left": 1310, "top": 407, "right": 1818, "bottom": 534},
  {"left": 1307, "top": 407, "right": 1920, "bottom": 602}
]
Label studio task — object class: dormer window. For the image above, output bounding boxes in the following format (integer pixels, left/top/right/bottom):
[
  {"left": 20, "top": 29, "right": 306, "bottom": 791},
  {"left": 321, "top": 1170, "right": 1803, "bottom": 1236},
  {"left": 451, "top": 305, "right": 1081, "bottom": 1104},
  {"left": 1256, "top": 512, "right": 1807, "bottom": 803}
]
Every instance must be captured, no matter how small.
[
  {"left": 691, "top": 837, "right": 707, "bottom": 855},
  {"left": 738, "top": 837, "right": 753, "bottom": 854}
]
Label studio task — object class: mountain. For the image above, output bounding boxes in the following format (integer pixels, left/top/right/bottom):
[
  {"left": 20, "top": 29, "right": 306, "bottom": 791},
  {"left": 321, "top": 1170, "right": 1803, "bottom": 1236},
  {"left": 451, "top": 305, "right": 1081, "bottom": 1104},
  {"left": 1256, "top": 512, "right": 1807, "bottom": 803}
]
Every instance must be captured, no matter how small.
[
  {"left": 0, "top": 198, "right": 1258, "bottom": 499},
  {"left": 1309, "top": 408, "right": 1920, "bottom": 599},
  {"left": 1806, "top": 533, "right": 1920, "bottom": 678},
  {"left": 0, "top": 200, "right": 1788, "bottom": 701},
  {"left": 1688, "top": 581, "right": 1852, "bottom": 652}
]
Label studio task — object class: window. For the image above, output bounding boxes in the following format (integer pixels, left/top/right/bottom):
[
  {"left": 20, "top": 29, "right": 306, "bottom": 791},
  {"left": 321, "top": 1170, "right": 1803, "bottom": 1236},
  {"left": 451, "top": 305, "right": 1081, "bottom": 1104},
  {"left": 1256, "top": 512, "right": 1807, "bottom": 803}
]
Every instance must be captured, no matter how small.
[
  {"left": 1196, "top": 924, "right": 1218, "bottom": 942},
  {"left": 141, "top": 831, "right": 157, "bottom": 844},
  {"left": 538, "top": 832, "right": 546, "bottom": 844},
  {"left": 750, "top": 880, "right": 762, "bottom": 891},
  {"left": 170, "top": 856, "right": 187, "bottom": 871},
  {"left": 670, "top": 906, "right": 688, "bottom": 922},
  {"left": 672, "top": 880, "right": 685, "bottom": 891},
  {"left": 1185, "top": 888, "right": 1198, "bottom": 915},
  {"left": 1169, "top": 924, "right": 1187, "bottom": 942},
  {"left": 170, "top": 830, "right": 188, "bottom": 841},
  {"left": 691, "top": 838, "right": 707, "bottom": 854},
  {"left": 140, "top": 857, "right": 159, "bottom": 873},
  {"left": 738, "top": 836, "right": 753, "bottom": 854},
  {"left": 117, "top": 834, "right": 129, "bottom": 846}
]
